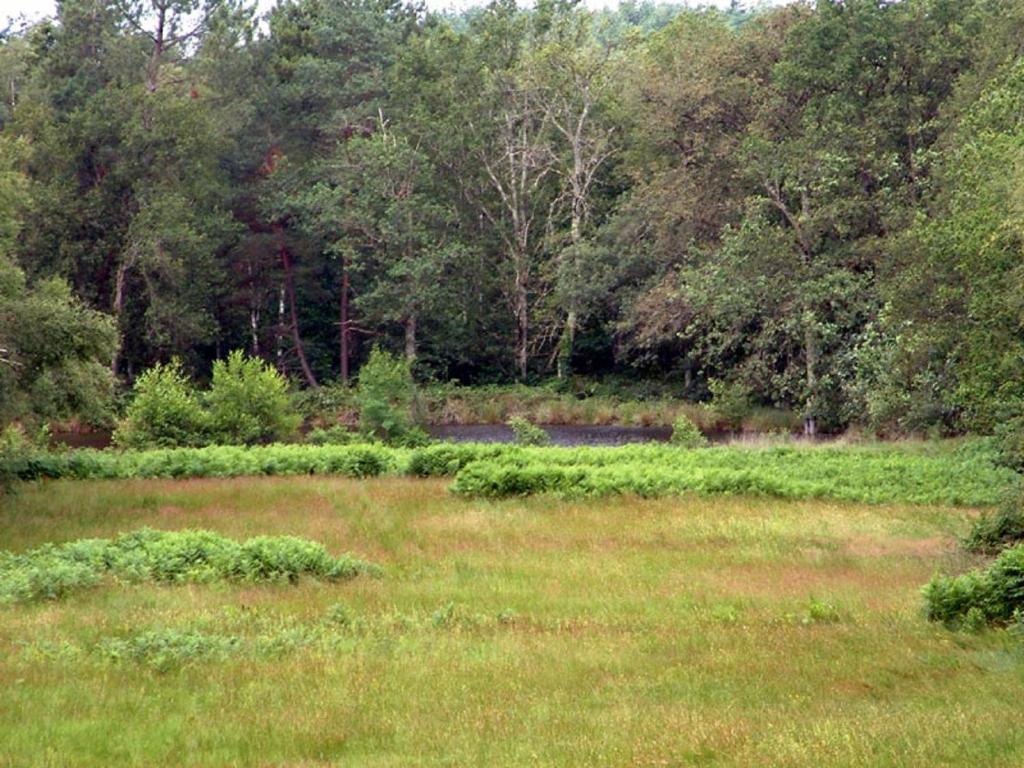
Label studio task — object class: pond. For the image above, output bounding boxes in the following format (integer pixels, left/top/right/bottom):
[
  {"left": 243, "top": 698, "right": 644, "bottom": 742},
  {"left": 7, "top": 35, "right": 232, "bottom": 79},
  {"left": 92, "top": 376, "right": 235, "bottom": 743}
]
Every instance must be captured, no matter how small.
[{"left": 426, "top": 424, "right": 674, "bottom": 447}]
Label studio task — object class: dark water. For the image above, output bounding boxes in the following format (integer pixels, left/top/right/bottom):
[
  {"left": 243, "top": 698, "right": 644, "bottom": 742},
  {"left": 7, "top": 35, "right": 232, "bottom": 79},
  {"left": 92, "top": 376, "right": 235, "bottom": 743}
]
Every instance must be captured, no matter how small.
[{"left": 427, "top": 424, "right": 674, "bottom": 446}]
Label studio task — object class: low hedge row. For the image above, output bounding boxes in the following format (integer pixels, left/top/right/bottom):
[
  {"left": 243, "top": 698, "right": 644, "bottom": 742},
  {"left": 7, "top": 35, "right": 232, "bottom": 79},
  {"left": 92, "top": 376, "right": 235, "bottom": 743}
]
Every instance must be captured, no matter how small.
[
  {"left": 3, "top": 440, "right": 1014, "bottom": 508},
  {"left": 448, "top": 444, "right": 1015, "bottom": 507},
  {"left": 5, "top": 444, "right": 398, "bottom": 481}
]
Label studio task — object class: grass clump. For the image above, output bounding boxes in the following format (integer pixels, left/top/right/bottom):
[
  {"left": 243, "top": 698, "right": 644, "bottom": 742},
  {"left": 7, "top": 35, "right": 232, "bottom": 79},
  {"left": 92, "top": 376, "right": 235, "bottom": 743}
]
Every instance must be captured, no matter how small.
[
  {"left": 0, "top": 529, "right": 378, "bottom": 604},
  {"left": 507, "top": 416, "right": 550, "bottom": 446}
]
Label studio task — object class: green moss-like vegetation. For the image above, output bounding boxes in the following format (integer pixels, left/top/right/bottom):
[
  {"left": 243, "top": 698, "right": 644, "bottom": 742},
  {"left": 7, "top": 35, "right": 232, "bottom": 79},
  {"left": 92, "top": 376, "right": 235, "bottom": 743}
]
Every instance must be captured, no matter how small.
[{"left": 0, "top": 528, "right": 378, "bottom": 604}]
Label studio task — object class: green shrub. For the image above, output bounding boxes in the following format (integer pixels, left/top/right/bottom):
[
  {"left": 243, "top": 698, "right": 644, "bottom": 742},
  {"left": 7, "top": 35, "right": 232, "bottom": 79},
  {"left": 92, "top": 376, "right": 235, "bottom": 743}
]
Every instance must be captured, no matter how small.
[
  {"left": 994, "top": 410, "right": 1024, "bottom": 472},
  {"left": 669, "top": 415, "right": 707, "bottom": 448},
  {"left": 356, "top": 348, "right": 424, "bottom": 445},
  {"left": 0, "top": 528, "right": 379, "bottom": 604},
  {"left": 923, "top": 545, "right": 1024, "bottom": 626},
  {"left": 206, "top": 350, "right": 301, "bottom": 445},
  {"left": 113, "top": 360, "right": 208, "bottom": 449},
  {"left": 508, "top": 416, "right": 550, "bottom": 446},
  {"left": 708, "top": 378, "right": 752, "bottom": 430},
  {"left": 306, "top": 425, "right": 358, "bottom": 445},
  {"left": 964, "top": 493, "right": 1024, "bottom": 554},
  {"left": 407, "top": 443, "right": 513, "bottom": 477}
]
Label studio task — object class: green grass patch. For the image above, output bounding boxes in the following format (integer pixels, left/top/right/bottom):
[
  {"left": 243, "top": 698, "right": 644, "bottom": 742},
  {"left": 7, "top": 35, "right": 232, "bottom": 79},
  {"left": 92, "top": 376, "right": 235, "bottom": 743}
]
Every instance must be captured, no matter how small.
[
  {"left": 2, "top": 476, "right": 1024, "bottom": 766},
  {"left": 0, "top": 528, "right": 379, "bottom": 604}
]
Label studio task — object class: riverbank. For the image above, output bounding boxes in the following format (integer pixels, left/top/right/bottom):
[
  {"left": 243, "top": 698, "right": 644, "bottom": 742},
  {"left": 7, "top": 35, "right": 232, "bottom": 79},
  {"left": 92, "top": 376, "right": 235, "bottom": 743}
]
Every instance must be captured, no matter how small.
[{"left": 298, "top": 382, "right": 802, "bottom": 432}]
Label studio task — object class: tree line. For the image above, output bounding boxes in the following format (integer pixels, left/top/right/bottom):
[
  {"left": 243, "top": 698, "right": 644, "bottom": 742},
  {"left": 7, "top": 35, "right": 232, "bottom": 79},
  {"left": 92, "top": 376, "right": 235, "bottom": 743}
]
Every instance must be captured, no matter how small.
[{"left": 1, "top": 0, "right": 1023, "bottom": 435}]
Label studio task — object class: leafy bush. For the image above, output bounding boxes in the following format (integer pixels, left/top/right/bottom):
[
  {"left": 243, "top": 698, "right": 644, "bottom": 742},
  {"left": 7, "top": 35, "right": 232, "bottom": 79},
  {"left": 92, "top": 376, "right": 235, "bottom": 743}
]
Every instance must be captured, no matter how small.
[
  {"left": 206, "top": 350, "right": 301, "bottom": 445},
  {"left": 993, "top": 409, "right": 1024, "bottom": 472},
  {"left": 964, "top": 494, "right": 1024, "bottom": 554},
  {"left": 356, "top": 348, "right": 426, "bottom": 445},
  {"left": 669, "top": 415, "right": 707, "bottom": 448},
  {"left": 0, "top": 528, "right": 379, "bottom": 604},
  {"left": 113, "top": 360, "right": 208, "bottom": 449},
  {"left": 508, "top": 416, "right": 550, "bottom": 446},
  {"left": 406, "top": 443, "right": 513, "bottom": 477},
  {"left": 923, "top": 545, "right": 1024, "bottom": 626},
  {"left": 708, "top": 378, "right": 752, "bottom": 430}
]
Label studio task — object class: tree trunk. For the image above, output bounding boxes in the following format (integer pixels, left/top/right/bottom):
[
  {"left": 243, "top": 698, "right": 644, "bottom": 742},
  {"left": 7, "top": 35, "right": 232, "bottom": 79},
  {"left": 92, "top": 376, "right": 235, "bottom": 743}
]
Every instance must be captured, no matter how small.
[
  {"left": 557, "top": 309, "right": 576, "bottom": 381},
  {"left": 803, "top": 316, "right": 817, "bottom": 438},
  {"left": 340, "top": 257, "right": 350, "bottom": 385},
  {"left": 404, "top": 314, "right": 417, "bottom": 363},
  {"left": 279, "top": 240, "right": 318, "bottom": 388},
  {"left": 514, "top": 259, "right": 528, "bottom": 380},
  {"left": 110, "top": 260, "right": 128, "bottom": 378},
  {"left": 276, "top": 285, "right": 285, "bottom": 368}
]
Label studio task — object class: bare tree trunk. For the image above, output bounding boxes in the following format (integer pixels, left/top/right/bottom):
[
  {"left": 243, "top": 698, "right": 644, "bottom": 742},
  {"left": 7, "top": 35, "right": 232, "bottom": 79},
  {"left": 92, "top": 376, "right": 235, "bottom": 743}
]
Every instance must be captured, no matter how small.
[
  {"left": 278, "top": 239, "right": 318, "bottom": 388},
  {"left": 514, "top": 259, "right": 529, "bottom": 380},
  {"left": 404, "top": 314, "right": 417, "bottom": 363},
  {"left": 276, "top": 285, "right": 285, "bottom": 368},
  {"left": 247, "top": 261, "right": 260, "bottom": 356},
  {"left": 340, "top": 257, "right": 350, "bottom": 385}
]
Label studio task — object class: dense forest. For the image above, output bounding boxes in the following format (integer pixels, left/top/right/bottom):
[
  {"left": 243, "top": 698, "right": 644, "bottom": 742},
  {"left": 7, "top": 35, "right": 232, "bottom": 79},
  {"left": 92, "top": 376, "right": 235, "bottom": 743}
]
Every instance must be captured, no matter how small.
[{"left": 2, "top": 0, "right": 1024, "bottom": 436}]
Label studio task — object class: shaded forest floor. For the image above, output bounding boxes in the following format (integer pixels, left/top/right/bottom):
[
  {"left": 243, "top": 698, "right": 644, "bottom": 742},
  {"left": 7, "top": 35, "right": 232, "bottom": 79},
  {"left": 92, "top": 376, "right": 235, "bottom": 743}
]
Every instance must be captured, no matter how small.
[{"left": 3, "top": 477, "right": 1023, "bottom": 766}]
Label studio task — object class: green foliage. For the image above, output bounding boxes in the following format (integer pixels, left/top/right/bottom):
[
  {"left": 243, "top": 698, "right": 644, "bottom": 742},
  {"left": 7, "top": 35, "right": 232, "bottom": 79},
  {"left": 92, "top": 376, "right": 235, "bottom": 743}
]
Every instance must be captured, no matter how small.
[
  {"left": 669, "top": 415, "right": 707, "bottom": 448},
  {"left": 114, "top": 353, "right": 300, "bottom": 449},
  {"left": 0, "top": 258, "right": 118, "bottom": 429},
  {"left": 113, "top": 360, "right": 208, "bottom": 449},
  {"left": 507, "top": 416, "right": 550, "bottom": 446},
  {"left": 923, "top": 545, "right": 1024, "bottom": 626},
  {"left": 98, "top": 629, "right": 241, "bottom": 672},
  {"left": 0, "top": 528, "right": 379, "bottom": 604},
  {"left": 0, "top": 444, "right": 396, "bottom": 483},
  {"left": 406, "top": 443, "right": 513, "bottom": 477},
  {"left": 449, "top": 442, "right": 1014, "bottom": 506},
  {"left": 0, "top": 423, "right": 47, "bottom": 492},
  {"left": 964, "top": 493, "right": 1024, "bottom": 555},
  {"left": 993, "top": 408, "right": 1024, "bottom": 472},
  {"left": 356, "top": 348, "right": 426, "bottom": 445},
  {"left": 707, "top": 379, "right": 752, "bottom": 431},
  {"left": 306, "top": 425, "right": 358, "bottom": 445},
  {"left": 206, "top": 351, "right": 301, "bottom": 445}
]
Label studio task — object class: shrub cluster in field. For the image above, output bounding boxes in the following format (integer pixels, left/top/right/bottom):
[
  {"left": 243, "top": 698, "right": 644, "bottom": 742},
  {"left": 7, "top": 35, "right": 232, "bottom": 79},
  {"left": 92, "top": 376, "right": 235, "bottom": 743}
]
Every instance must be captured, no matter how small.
[
  {"left": 114, "top": 352, "right": 300, "bottom": 449},
  {"left": 0, "top": 529, "right": 378, "bottom": 604},
  {"left": 922, "top": 425, "right": 1024, "bottom": 629},
  {"left": 923, "top": 544, "right": 1024, "bottom": 628}
]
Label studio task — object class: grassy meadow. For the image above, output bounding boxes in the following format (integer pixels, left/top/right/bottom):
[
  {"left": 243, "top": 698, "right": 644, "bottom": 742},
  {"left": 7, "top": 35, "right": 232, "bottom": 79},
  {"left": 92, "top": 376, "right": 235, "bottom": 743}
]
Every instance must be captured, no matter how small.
[{"left": 3, "top": 474, "right": 1024, "bottom": 766}]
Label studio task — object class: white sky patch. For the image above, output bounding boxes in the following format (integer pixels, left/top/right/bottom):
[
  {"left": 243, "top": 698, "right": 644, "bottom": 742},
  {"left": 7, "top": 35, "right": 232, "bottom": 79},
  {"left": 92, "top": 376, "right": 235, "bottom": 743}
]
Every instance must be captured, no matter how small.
[{"left": 1, "top": 0, "right": 783, "bottom": 30}]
